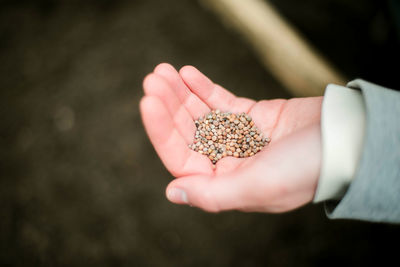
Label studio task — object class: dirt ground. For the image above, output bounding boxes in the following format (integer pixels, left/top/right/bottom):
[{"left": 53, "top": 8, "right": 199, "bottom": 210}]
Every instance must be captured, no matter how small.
[{"left": 1, "top": 0, "right": 399, "bottom": 266}]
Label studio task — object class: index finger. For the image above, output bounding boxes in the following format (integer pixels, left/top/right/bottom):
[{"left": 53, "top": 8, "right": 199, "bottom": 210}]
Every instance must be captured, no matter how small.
[{"left": 179, "top": 65, "right": 256, "bottom": 113}]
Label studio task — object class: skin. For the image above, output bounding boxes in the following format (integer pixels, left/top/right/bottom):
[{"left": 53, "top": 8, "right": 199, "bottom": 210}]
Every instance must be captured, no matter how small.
[{"left": 140, "top": 63, "right": 323, "bottom": 213}]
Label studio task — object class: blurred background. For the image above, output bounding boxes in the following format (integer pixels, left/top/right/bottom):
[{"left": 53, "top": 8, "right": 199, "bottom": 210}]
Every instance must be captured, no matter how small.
[{"left": 1, "top": 0, "right": 399, "bottom": 266}]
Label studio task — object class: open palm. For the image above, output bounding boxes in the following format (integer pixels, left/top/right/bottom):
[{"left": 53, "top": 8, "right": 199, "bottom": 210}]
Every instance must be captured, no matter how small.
[{"left": 140, "top": 63, "right": 323, "bottom": 213}]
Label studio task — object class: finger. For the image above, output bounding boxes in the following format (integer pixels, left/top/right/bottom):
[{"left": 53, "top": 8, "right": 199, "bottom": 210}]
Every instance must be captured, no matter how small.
[
  {"left": 154, "top": 63, "right": 210, "bottom": 118},
  {"left": 143, "top": 73, "right": 195, "bottom": 144},
  {"left": 179, "top": 65, "right": 256, "bottom": 113},
  {"left": 140, "top": 96, "right": 213, "bottom": 177},
  {"left": 165, "top": 173, "right": 249, "bottom": 212}
]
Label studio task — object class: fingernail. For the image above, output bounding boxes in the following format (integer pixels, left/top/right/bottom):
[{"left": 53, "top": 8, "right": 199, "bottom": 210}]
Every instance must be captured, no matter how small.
[{"left": 167, "top": 188, "right": 188, "bottom": 204}]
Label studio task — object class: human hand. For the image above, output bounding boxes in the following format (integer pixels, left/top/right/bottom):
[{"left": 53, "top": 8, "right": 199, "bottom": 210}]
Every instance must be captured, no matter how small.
[{"left": 140, "top": 63, "right": 323, "bottom": 213}]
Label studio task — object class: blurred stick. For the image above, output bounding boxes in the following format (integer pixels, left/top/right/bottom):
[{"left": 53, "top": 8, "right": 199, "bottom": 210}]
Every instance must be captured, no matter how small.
[{"left": 199, "top": 0, "right": 347, "bottom": 96}]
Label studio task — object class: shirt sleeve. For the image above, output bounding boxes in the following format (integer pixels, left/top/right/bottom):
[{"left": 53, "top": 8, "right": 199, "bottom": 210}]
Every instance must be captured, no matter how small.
[
  {"left": 313, "top": 84, "right": 366, "bottom": 202},
  {"left": 325, "top": 79, "right": 400, "bottom": 223}
]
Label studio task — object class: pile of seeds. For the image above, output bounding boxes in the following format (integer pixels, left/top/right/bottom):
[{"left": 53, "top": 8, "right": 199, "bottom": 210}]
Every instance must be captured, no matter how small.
[{"left": 188, "top": 110, "right": 270, "bottom": 164}]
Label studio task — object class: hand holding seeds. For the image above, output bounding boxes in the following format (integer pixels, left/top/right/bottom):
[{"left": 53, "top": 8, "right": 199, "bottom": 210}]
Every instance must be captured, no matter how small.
[{"left": 141, "top": 63, "right": 323, "bottom": 213}]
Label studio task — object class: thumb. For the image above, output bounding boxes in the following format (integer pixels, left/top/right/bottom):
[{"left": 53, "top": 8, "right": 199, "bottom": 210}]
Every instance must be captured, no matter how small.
[{"left": 166, "top": 174, "right": 248, "bottom": 212}]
